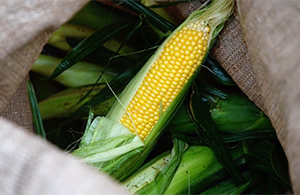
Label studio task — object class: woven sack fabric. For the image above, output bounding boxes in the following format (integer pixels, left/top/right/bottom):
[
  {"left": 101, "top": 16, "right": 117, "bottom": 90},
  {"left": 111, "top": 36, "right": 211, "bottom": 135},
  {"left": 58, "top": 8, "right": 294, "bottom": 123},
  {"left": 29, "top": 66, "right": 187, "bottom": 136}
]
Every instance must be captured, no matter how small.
[
  {"left": 0, "top": 1, "right": 129, "bottom": 194},
  {"left": 237, "top": 0, "right": 300, "bottom": 192},
  {"left": 1, "top": 76, "right": 33, "bottom": 131}
]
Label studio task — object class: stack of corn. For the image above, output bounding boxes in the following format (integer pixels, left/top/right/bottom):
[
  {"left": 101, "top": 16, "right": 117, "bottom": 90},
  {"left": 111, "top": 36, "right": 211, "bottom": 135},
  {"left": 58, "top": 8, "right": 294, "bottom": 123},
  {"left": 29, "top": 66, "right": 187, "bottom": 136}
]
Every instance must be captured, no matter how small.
[{"left": 30, "top": 0, "right": 291, "bottom": 193}]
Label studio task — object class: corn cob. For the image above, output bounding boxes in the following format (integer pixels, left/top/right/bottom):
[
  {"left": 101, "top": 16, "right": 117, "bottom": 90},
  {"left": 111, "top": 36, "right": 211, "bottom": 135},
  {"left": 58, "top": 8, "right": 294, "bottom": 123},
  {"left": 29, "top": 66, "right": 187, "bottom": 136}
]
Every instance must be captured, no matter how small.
[
  {"left": 118, "top": 21, "right": 210, "bottom": 140},
  {"left": 74, "top": 0, "right": 234, "bottom": 180},
  {"left": 164, "top": 145, "right": 243, "bottom": 194},
  {"left": 108, "top": 0, "right": 234, "bottom": 142},
  {"left": 123, "top": 143, "right": 245, "bottom": 194}
]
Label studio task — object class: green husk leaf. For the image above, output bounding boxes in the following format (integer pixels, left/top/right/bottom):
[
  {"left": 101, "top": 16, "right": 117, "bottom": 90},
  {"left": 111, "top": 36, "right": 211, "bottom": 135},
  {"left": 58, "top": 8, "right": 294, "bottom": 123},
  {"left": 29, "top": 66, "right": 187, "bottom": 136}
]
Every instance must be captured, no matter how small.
[
  {"left": 168, "top": 87, "right": 275, "bottom": 137},
  {"left": 61, "top": 51, "right": 153, "bottom": 126},
  {"left": 210, "top": 91, "right": 273, "bottom": 134},
  {"left": 66, "top": 38, "right": 135, "bottom": 66},
  {"left": 27, "top": 80, "right": 46, "bottom": 139},
  {"left": 73, "top": 117, "right": 146, "bottom": 181},
  {"left": 197, "top": 81, "right": 228, "bottom": 102},
  {"left": 69, "top": 1, "right": 136, "bottom": 30},
  {"left": 201, "top": 174, "right": 253, "bottom": 195},
  {"left": 73, "top": 116, "right": 144, "bottom": 162},
  {"left": 32, "top": 54, "right": 117, "bottom": 87},
  {"left": 203, "top": 54, "right": 236, "bottom": 86},
  {"left": 172, "top": 128, "right": 277, "bottom": 145},
  {"left": 38, "top": 84, "right": 115, "bottom": 120},
  {"left": 147, "top": 0, "right": 199, "bottom": 9},
  {"left": 245, "top": 140, "right": 292, "bottom": 191},
  {"left": 270, "top": 144, "right": 292, "bottom": 190},
  {"left": 73, "top": 16, "right": 144, "bottom": 110},
  {"left": 50, "top": 20, "right": 134, "bottom": 78},
  {"left": 164, "top": 145, "right": 244, "bottom": 194},
  {"left": 123, "top": 138, "right": 187, "bottom": 194},
  {"left": 47, "top": 23, "right": 95, "bottom": 51},
  {"left": 112, "top": 0, "right": 176, "bottom": 33},
  {"left": 189, "top": 84, "right": 244, "bottom": 184}
]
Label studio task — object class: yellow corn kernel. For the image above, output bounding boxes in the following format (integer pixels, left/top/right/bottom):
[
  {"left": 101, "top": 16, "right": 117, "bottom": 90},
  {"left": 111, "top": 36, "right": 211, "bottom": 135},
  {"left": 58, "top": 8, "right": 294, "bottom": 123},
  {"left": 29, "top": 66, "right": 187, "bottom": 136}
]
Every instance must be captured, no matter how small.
[{"left": 120, "top": 21, "right": 210, "bottom": 140}]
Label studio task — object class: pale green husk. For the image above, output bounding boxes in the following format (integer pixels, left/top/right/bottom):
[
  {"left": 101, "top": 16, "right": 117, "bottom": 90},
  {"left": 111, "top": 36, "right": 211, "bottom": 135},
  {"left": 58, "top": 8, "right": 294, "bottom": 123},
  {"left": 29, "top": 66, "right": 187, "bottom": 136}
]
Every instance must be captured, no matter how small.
[
  {"left": 123, "top": 144, "right": 244, "bottom": 194},
  {"left": 123, "top": 138, "right": 187, "bottom": 194},
  {"left": 73, "top": 117, "right": 144, "bottom": 168}
]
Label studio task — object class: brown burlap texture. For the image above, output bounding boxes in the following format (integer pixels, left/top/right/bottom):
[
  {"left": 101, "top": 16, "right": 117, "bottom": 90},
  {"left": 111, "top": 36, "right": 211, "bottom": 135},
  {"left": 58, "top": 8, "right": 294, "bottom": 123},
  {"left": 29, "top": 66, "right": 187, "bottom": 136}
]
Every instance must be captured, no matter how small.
[
  {"left": 1, "top": 76, "right": 33, "bottom": 132},
  {"left": 237, "top": 0, "right": 300, "bottom": 193},
  {"left": 1, "top": 0, "right": 299, "bottom": 194},
  {"left": 0, "top": 0, "right": 129, "bottom": 194}
]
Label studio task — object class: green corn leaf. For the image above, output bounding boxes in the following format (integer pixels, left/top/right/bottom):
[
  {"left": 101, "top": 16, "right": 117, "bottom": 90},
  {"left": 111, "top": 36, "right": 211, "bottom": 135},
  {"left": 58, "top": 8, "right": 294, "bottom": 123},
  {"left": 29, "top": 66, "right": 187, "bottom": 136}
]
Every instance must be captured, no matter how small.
[
  {"left": 32, "top": 54, "right": 117, "bottom": 87},
  {"left": 202, "top": 54, "right": 236, "bottom": 86},
  {"left": 189, "top": 84, "right": 244, "bottom": 184},
  {"left": 221, "top": 129, "right": 277, "bottom": 142},
  {"left": 270, "top": 144, "right": 292, "bottom": 191},
  {"left": 148, "top": 0, "right": 199, "bottom": 8},
  {"left": 60, "top": 17, "right": 160, "bottom": 125},
  {"left": 201, "top": 172, "right": 253, "bottom": 195},
  {"left": 37, "top": 84, "right": 115, "bottom": 120},
  {"left": 172, "top": 128, "right": 277, "bottom": 146},
  {"left": 123, "top": 138, "right": 187, "bottom": 195},
  {"left": 171, "top": 131, "right": 205, "bottom": 146},
  {"left": 50, "top": 20, "right": 134, "bottom": 78},
  {"left": 197, "top": 81, "right": 229, "bottom": 101},
  {"left": 245, "top": 140, "right": 292, "bottom": 192},
  {"left": 112, "top": 0, "right": 176, "bottom": 33},
  {"left": 66, "top": 37, "right": 135, "bottom": 67},
  {"left": 73, "top": 116, "right": 144, "bottom": 164},
  {"left": 42, "top": 44, "right": 67, "bottom": 58},
  {"left": 61, "top": 51, "right": 154, "bottom": 126},
  {"left": 209, "top": 91, "right": 273, "bottom": 134},
  {"left": 73, "top": 16, "right": 144, "bottom": 109},
  {"left": 69, "top": 1, "right": 136, "bottom": 30},
  {"left": 27, "top": 80, "right": 46, "bottom": 139},
  {"left": 164, "top": 144, "right": 245, "bottom": 194}
]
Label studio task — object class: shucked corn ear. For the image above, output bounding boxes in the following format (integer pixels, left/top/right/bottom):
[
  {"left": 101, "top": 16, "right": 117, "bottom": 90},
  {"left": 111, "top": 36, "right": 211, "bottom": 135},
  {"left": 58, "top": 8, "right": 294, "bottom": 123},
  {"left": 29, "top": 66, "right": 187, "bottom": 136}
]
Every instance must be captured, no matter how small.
[
  {"left": 107, "top": 0, "right": 234, "bottom": 142},
  {"left": 74, "top": 0, "right": 234, "bottom": 181},
  {"left": 118, "top": 21, "right": 210, "bottom": 141}
]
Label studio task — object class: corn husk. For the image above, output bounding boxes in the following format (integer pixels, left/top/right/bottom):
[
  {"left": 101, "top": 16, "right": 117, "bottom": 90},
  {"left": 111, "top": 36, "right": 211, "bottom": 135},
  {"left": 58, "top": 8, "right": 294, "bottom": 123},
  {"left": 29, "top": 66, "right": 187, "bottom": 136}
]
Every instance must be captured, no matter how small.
[{"left": 73, "top": 0, "right": 234, "bottom": 181}]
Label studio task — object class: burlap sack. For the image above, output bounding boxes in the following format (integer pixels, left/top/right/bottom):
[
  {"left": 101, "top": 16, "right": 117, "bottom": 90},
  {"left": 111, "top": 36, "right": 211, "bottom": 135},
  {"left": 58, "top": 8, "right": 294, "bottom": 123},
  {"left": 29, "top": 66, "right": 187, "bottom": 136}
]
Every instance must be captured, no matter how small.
[
  {"left": 237, "top": 0, "right": 300, "bottom": 192},
  {"left": 0, "top": 0, "right": 129, "bottom": 194},
  {"left": 0, "top": 0, "right": 299, "bottom": 194}
]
